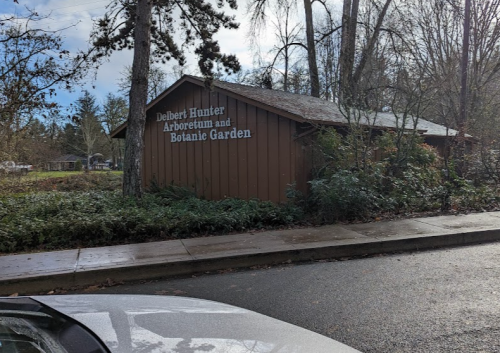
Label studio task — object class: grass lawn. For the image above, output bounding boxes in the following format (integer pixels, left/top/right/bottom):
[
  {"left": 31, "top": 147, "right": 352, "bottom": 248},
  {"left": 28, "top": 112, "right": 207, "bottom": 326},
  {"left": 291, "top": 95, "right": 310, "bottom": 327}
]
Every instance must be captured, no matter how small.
[
  {"left": 27, "top": 170, "right": 123, "bottom": 180},
  {"left": 0, "top": 170, "right": 123, "bottom": 196}
]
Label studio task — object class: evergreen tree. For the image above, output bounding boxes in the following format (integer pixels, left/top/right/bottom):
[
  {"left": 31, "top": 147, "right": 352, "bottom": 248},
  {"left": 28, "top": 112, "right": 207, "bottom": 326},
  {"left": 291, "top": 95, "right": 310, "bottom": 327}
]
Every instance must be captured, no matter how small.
[
  {"left": 73, "top": 91, "right": 104, "bottom": 170},
  {"left": 91, "top": 0, "right": 241, "bottom": 198},
  {"left": 59, "top": 123, "right": 83, "bottom": 156},
  {"left": 102, "top": 93, "right": 128, "bottom": 169}
]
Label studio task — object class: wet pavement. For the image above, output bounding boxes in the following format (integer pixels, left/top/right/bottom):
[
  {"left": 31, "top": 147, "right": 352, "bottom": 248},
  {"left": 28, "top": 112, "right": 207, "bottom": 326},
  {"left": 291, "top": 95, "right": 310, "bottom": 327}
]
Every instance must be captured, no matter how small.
[{"left": 2, "top": 211, "right": 500, "bottom": 295}]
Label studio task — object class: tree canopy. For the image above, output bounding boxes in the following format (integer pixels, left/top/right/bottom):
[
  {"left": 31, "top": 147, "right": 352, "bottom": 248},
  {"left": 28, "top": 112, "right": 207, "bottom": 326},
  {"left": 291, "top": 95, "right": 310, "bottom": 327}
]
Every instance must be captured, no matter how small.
[
  {"left": 91, "top": 0, "right": 241, "bottom": 82},
  {"left": 90, "top": 0, "right": 242, "bottom": 198},
  {"left": 0, "top": 12, "right": 87, "bottom": 161}
]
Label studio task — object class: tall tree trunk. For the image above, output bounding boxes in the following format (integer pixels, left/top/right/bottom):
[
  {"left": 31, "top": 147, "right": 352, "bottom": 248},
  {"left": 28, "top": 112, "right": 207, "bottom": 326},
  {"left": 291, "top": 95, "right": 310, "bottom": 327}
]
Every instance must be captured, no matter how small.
[
  {"left": 456, "top": 0, "right": 471, "bottom": 175},
  {"left": 346, "top": 0, "right": 359, "bottom": 81},
  {"left": 283, "top": 7, "right": 290, "bottom": 92},
  {"left": 352, "top": 0, "right": 392, "bottom": 87},
  {"left": 339, "top": 0, "right": 351, "bottom": 96},
  {"left": 459, "top": 0, "right": 471, "bottom": 137},
  {"left": 118, "top": 140, "right": 123, "bottom": 170},
  {"left": 284, "top": 48, "right": 289, "bottom": 92},
  {"left": 303, "top": 0, "right": 320, "bottom": 97},
  {"left": 339, "top": 0, "right": 359, "bottom": 105},
  {"left": 123, "top": 0, "right": 152, "bottom": 198}
]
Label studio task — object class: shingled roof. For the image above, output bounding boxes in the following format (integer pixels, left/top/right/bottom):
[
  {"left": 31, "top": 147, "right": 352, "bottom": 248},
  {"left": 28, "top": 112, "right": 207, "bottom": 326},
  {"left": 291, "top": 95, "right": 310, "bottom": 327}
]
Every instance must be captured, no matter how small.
[
  {"left": 112, "top": 75, "right": 465, "bottom": 138},
  {"left": 204, "top": 77, "right": 465, "bottom": 138},
  {"left": 50, "top": 154, "right": 85, "bottom": 162}
]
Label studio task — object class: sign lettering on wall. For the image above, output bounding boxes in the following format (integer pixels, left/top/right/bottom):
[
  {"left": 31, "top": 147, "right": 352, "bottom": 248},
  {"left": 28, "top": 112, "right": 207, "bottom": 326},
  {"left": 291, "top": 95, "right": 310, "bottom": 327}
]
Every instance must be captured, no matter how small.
[{"left": 156, "top": 106, "right": 252, "bottom": 143}]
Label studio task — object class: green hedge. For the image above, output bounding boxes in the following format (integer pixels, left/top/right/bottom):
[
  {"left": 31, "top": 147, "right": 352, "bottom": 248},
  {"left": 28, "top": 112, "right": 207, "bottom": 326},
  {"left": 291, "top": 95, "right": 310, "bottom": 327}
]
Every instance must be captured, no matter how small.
[
  {"left": 306, "top": 129, "right": 500, "bottom": 222},
  {"left": 0, "top": 191, "right": 302, "bottom": 253}
]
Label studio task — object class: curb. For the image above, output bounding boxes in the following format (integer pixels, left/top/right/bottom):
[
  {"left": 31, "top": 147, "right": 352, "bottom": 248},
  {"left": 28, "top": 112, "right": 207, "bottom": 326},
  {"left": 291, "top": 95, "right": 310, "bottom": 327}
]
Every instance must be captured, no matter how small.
[{"left": 2, "top": 228, "right": 500, "bottom": 296}]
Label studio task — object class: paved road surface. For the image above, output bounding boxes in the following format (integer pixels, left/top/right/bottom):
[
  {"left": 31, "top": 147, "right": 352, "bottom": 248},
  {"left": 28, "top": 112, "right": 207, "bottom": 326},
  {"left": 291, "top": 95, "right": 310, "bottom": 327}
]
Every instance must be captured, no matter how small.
[{"left": 89, "top": 242, "right": 500, "bottom": 352}]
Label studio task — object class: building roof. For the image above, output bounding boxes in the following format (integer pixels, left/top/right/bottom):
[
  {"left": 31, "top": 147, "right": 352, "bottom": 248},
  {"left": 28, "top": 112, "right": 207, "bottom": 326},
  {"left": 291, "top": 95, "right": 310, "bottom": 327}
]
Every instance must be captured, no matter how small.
[
  {"left": 112, "top": 75, "right": 467, "bottom": 139},
  {"left": 50, "top": 154, "right": 85, "bottom": 162},
  {"left": 204, "top": 77, "right": 467, "bottom": 138},
  {"left": 362, "top": 112, "right": 467, "bottom": 138}
]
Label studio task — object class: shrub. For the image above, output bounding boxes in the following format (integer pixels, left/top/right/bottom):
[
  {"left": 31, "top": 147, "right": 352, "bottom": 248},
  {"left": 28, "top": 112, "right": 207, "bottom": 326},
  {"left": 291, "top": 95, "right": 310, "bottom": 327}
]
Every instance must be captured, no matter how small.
[
  {"left": 74, "top": 159, "right": 82, "bottom": 172},
  {"left": 0, "top": 191, "right": 302, "bottom": 253},
  {"left": 148, "top": 181, "right": 196, "bottom": 201},
  {"left": 308, "top": 170, "right": 385, "bottom": 222},
  {"left": 386, "top": 165, "right": 446, "bottom": 212},
  {"left": 308, "top": 128, "right": 451, "bottom": 220},
  {"left": 55, "top": 172, "right": 122, "bottom": 192},
  {"left": 450, "top": 182, "right": 500, "bottom": 211}
]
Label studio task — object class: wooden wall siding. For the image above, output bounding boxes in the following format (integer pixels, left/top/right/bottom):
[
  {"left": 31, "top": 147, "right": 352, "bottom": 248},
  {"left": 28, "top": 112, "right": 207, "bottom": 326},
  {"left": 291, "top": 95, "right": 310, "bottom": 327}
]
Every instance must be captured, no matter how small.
[
  {"left": 144, "top": 82, "right": 305, "bottom": 202},
  {"left": 424, "top": 137, "right": 446, "bottom": 157}
]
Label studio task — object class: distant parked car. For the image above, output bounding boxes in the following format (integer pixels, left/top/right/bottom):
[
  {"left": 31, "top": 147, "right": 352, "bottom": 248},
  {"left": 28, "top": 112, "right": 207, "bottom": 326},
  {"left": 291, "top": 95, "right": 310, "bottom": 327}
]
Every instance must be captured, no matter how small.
[
  {"left": 0, "top": 295, "right": 361, "bottom": 353},
  {"left": 0, "top": 161, "right": 33, "bottom": 175}
]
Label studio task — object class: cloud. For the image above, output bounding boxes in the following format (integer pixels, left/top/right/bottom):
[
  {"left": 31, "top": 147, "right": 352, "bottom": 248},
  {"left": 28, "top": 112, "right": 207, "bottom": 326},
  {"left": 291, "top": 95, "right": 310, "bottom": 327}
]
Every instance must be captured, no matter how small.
[{"left": 1, "top": 0, "right": 283, "bottom": 108}]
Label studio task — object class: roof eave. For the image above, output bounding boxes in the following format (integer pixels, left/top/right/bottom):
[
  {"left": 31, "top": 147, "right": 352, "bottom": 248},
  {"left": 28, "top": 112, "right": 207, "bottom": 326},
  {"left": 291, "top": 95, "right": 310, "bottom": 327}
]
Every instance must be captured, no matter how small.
[
  {"left": 115, "top": 75, "right": 311, "bottom": 136},
  {"left": 110, "top": 122, "right": 127, "bottom": 139}
]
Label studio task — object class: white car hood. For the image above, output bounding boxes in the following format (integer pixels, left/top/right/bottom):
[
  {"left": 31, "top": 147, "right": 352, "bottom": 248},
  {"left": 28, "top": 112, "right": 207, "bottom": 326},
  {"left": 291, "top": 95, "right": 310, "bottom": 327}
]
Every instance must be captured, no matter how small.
[{"left": 33, "top": 295, "right": 360, "bottom": 353}]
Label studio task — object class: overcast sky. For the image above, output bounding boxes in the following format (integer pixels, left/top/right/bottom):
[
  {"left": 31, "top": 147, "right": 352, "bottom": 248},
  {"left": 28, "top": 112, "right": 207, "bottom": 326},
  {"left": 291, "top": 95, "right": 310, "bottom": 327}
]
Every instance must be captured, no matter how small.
[
  {"left": 2, "top": 0, "right": 340, "bottom": 115},
  {"left": 2, "top": 0, "right": 272, "bottom": 113}
]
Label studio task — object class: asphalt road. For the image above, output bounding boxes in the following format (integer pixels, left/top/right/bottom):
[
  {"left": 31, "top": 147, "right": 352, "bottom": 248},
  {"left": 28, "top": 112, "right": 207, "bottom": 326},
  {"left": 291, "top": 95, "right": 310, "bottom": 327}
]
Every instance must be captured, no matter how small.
[{"left": 90, "top": 242, "right": 500, "bottom": 352}]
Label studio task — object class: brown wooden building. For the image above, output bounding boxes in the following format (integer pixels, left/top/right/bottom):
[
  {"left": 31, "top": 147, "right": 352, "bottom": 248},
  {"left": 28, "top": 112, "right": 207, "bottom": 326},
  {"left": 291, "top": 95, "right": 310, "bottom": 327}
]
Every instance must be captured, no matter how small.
[{"left": 112, "top": 75, "right": 466, "bottom": 203}]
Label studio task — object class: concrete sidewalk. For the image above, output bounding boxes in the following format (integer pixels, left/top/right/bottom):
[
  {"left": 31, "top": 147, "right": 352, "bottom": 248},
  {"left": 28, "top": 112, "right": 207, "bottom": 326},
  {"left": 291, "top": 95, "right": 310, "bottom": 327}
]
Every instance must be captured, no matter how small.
[{"left": 3, "top": 211, "right": 500, "bottom": 295}]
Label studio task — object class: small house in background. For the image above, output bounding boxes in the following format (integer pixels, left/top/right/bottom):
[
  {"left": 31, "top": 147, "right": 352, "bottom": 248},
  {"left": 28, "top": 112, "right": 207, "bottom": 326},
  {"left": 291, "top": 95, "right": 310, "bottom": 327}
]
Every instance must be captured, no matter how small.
[
  {"left": 112, "top": 75, "right": 471, "bottom": 202},
  {"left": 47, "top": 154, "right": 86, "bottom": 171}
]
